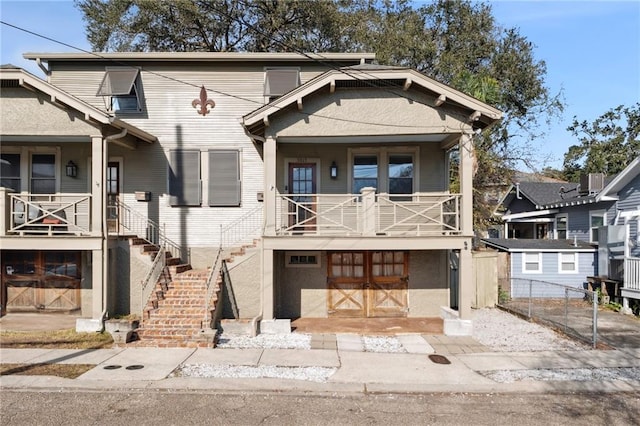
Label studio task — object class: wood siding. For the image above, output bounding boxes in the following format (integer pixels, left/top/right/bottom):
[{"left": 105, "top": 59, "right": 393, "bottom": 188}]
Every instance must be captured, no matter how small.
[{"left": 510, "top": 251, "right": 596, "bottom": 297}]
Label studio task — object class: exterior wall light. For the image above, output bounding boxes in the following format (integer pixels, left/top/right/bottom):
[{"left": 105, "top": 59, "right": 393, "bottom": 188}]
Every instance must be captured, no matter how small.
[
  {"left": 330, "top": 161, "right": 338, "bottom": 179},
  {"left": 66, "top": 161, "right": 78, "bottom": 178}
]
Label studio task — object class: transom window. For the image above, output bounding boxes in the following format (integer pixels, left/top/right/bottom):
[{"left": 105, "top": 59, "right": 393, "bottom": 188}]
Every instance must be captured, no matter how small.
[{"left": 285, "top": 251, "right": 320, "bottom": 268}]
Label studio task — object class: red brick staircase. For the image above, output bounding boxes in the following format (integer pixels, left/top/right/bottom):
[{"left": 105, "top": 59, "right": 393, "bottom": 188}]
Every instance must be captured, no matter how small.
[{"left": 125, "top": 239, "right": 221, "bottom": 348}]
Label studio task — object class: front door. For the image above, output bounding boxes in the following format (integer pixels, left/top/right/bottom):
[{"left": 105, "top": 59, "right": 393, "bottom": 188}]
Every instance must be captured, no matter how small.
[
  {"left": 107, "top": 161, "right": 120, "bottom": 232},
  {"left": 328, "top": 251, "right": 408, "bottom": 318},
  {"left": 288, "top": 163, "right": 316, "bottom": 232},
  {"left": 1, "top": 251, "right": 81, "bottom": 312}
]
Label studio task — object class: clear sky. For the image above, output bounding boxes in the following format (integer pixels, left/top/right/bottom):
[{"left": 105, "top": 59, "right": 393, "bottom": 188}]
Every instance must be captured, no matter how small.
[{"left": 1, "top": 0, "right": 639, "bottom": 171}]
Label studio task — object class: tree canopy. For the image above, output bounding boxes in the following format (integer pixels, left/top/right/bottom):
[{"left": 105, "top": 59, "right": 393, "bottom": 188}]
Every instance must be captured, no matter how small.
[
  {"left": 76, "top": 0, "right": 563, "bottom": 232},
  {"left": 562, "top": 103, "right": 640, "bottom": 182}
]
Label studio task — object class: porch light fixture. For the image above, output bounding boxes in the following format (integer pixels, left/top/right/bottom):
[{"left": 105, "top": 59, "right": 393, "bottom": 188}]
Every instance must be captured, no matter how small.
[
  {"left": 330, "top": 161, "right": 338, "bottom": 179},
  {"left": 66, "top": 161, "right": 78, "bottom": 178}
]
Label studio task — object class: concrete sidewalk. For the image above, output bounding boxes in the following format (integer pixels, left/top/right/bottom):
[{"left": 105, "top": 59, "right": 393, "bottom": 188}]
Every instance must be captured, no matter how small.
[{"left": 2, "top": 343, "right": 639, "bottom": 395}]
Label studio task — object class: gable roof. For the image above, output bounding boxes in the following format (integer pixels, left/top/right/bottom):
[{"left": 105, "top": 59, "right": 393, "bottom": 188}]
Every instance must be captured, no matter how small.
[
  {"left": 0, "top": 66, "right": 157, "bottom": 144},
  {"left": 481, "top": 238, "right": 596, "bottom": 252},
  {"left": 242, "top": 65, "right": 502, "bottom": 139},
  {"left": 596, "top": 156, "right": 640, "bottom": 201}
]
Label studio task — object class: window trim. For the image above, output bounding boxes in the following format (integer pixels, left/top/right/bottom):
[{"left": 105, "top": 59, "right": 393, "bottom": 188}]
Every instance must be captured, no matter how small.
[
  {"left": 285, "top": 251, "right": 321, "bottom": 268},
  {"left": 347, "top": 147, "right": 419, "bottom": 195},
  {"left": 522, "top": 252, "right": 542, "bottom": 274},
  {"left": 554, "top": 214, "right": 568, "bottom": 240},
  {"left": 558, "top": 251, "right": 579, "bottom": 274},
  {"left": 97, "top": 67, "right": 143, "bottom": 113},
  {"left": 589, "top": 210, "right": 606, "bottom": 243}
]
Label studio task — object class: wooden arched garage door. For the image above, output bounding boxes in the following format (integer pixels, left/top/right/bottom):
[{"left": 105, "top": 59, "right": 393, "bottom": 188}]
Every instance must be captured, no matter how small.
[
  {"left": 2, "top": 251, "right": 81, "bottom": 312},
  {"left": 327, "top": 251, "right": 408, "bottom": 317}
]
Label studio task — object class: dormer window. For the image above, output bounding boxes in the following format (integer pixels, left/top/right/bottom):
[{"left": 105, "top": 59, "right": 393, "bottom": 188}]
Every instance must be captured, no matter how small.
[
  {"left": 97, "top": 67, "right": 143, "bottom": 113},
  {"left": 264, "top": 68, "right": 300, "bottom": 101}
]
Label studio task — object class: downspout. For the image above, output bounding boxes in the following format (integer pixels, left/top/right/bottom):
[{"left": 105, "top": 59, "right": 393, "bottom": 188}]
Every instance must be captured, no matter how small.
[
  {"left": 241, "top": 121, "right": 265, "bottom": 335},
  {"left": 102, "top": 129, "right": 128, "bottom": 316}
]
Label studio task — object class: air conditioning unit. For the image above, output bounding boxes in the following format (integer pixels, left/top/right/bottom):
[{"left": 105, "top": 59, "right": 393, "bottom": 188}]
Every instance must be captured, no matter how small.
[{"left": 579, "top": 173, "right": 605, "bottom": 195}]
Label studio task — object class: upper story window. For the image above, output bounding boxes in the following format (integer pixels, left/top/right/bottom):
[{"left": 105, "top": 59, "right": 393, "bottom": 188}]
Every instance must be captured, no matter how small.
[
  {"left": 589, "top": 210, "right": 605, "bottom": 243},
  {"left": 555, "top": 214, "right": 568, "bottom": 239},
  {"left": 264, "top": 68, "right": 300, "bottom": 101},
  {"left": 31, "top": 154, "right": 56, "bottom": 194},
  {"left": 349, "top": 148, "right": 418, "bottom": 196},
  {"left": 97, "top": 67, "right": 143, "bottom": 113},
  {"left": 353, "top": 155, "right": 378, "bottom": 195},
  {"left": 1, "top": 153, "right": 21, "bottom": 191}
]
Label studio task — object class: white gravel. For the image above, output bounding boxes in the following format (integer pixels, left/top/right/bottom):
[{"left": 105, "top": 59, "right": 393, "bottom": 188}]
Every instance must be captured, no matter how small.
[
  {"left": 176, "top": 309, "right": 629, "bottom": 383},
  {"left": 472, "top": 308, "right": 589, "bottom": 352}
]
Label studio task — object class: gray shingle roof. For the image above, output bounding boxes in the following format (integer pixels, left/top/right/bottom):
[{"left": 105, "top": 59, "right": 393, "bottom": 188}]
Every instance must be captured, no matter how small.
[{"left": 481, "top": 238, "right": 596, "bottom": 251}]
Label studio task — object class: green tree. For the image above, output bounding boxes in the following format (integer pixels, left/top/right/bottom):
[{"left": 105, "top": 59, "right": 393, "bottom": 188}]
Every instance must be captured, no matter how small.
[
  {"left": 76, "top": 0, "right": 562, "bottom": 231},
  {"left": 562, "top": 103, "right": 640, "bottom": 182}
]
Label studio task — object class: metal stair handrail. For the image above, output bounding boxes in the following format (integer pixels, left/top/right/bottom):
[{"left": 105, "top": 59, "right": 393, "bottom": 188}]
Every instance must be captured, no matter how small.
[
  {"left": 140, "top": 247, "right": 167, "bottom": 317},
  {"left": 220, "top": 204, "right": 263, "bottom": 248},
  {"left": 203, "top": 247, "right": 224, "bottom": 329},
  {"left": 116, "top": 199, "right": 186, "bottom": 262}
]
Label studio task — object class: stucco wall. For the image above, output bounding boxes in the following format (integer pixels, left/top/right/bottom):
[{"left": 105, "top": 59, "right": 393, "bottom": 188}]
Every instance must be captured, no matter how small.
[
  {"left": 276, "top": 251, "right": 328, "bottom": 318},
  {"left": 224, "top": 249, "right": 261, "bottom": 319},
  {"left": 274, "top": 250, "right": 448, "bottom": 318},
  {"left": 408, "top": 250, "right": 449, "bottom": 317}
]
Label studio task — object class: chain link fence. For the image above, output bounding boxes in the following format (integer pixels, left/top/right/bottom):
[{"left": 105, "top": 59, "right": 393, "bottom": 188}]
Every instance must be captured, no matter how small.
[{"left": 498, "top": 278, "right": 599, "bottom": 348}]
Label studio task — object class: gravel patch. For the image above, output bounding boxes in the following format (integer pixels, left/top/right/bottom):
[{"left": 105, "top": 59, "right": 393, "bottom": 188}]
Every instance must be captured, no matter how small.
[
  {"left": 216, "top": 333, "right": 311, "bottom": 350},
  {"left": 472, "top": 308, "right": 589, "bottom": 352},
  {"left": 362, "top": 336, "right": 406, "bottom": 353},
  {"left": 481, "top": 367, "right": 640, "bottom": 383},
  {"left": 174, "top": 364, "right": 336, "bottom": 383}
]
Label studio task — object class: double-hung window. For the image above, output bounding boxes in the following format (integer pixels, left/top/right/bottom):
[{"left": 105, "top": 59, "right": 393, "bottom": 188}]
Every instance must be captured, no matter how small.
[
  {"left": 1, "top": 153, "right": 21, "bottom": 191},
  {"left": 589, "top": 210, "right": 605, "bottom": 243},
  {"left": 558, "top": 252, "right": 578, "bottom": 273},
  {"left": 350, "top": 148, "right": 417, "bottom": 196},
  {"left": 97, "top": 67, "right": 143, "bottom": 113},
  {"left": 555, "top": 214, "right": 568, "bottom": 239},
  {"left": 522, "top": 252, "right": 542, "bottom": 273}
]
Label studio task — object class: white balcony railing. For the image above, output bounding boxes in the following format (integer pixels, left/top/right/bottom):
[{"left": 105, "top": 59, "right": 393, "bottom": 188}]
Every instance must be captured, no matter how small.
[
  {"left": 7, "top": 193, "right": 92, "bottom": 236},
  {"left": 624, "top": 257, "right": 640, "bottom": 291},
  {"left": 276, "top": 190, "right": 462, "bottom": 236}
]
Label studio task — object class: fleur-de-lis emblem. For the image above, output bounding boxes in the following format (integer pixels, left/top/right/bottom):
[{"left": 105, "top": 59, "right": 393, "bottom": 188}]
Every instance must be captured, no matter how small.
[{"left": 192, "top": 85, "right": 215, "bottom": 116}]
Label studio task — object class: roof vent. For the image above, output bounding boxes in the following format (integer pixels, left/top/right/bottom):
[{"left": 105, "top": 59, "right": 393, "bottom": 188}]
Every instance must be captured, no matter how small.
[{"left": 579, "top": 173, "right": 605, "bottom": 195}]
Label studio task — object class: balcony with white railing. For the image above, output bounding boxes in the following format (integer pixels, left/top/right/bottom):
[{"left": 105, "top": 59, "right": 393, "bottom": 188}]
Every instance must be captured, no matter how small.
[
  {"left": 274, "top": 188, "right": 462, "bottom": 237},
  {"left": 2, "top": 192, "right": 93, "bottom": 236},
  {"left": 623, "top": 257, "right": 640, "bottom": 293}
]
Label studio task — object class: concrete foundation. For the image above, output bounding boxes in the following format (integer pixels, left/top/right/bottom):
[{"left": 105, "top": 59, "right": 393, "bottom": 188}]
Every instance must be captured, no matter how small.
[
  {"left": 260, "top": 319, "right": 291, "bottom": 334},
  {"left": 75, "top": 318, "right": 103, "bottom": 333},
  {"left": 441, "top": 306, "right": 473, "bottom": 336}
]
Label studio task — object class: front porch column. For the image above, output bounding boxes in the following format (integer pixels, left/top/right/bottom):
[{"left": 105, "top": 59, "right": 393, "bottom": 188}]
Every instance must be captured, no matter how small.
[
  {"left": 90, "top": 136, "right": 105, "bottom": 235},
  {"left": 459, "top": 133, "right": 474, "bottom": 235},
  {"left": 458, "top": 243, "right": 472, "bottom": 319},
  {"left": 264, "top": 136, "right": 277, "bottom": 236},
  {"left": 0, "top": 187, "right": 13, "bottom": 235},
  {"left": 262, "top": 247, "right": 274, "bottom": 319}
]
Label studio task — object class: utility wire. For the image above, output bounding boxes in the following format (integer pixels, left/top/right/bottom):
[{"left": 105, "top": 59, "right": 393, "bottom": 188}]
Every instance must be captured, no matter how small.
[{"left": 0, "top": 19, "right": 466, "bottom": 130}]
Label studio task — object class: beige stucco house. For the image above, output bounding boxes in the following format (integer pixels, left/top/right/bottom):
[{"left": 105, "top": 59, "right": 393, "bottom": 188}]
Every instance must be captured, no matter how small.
[{"left": 1, "top": 53, "right": 501, "bottom": 338}]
